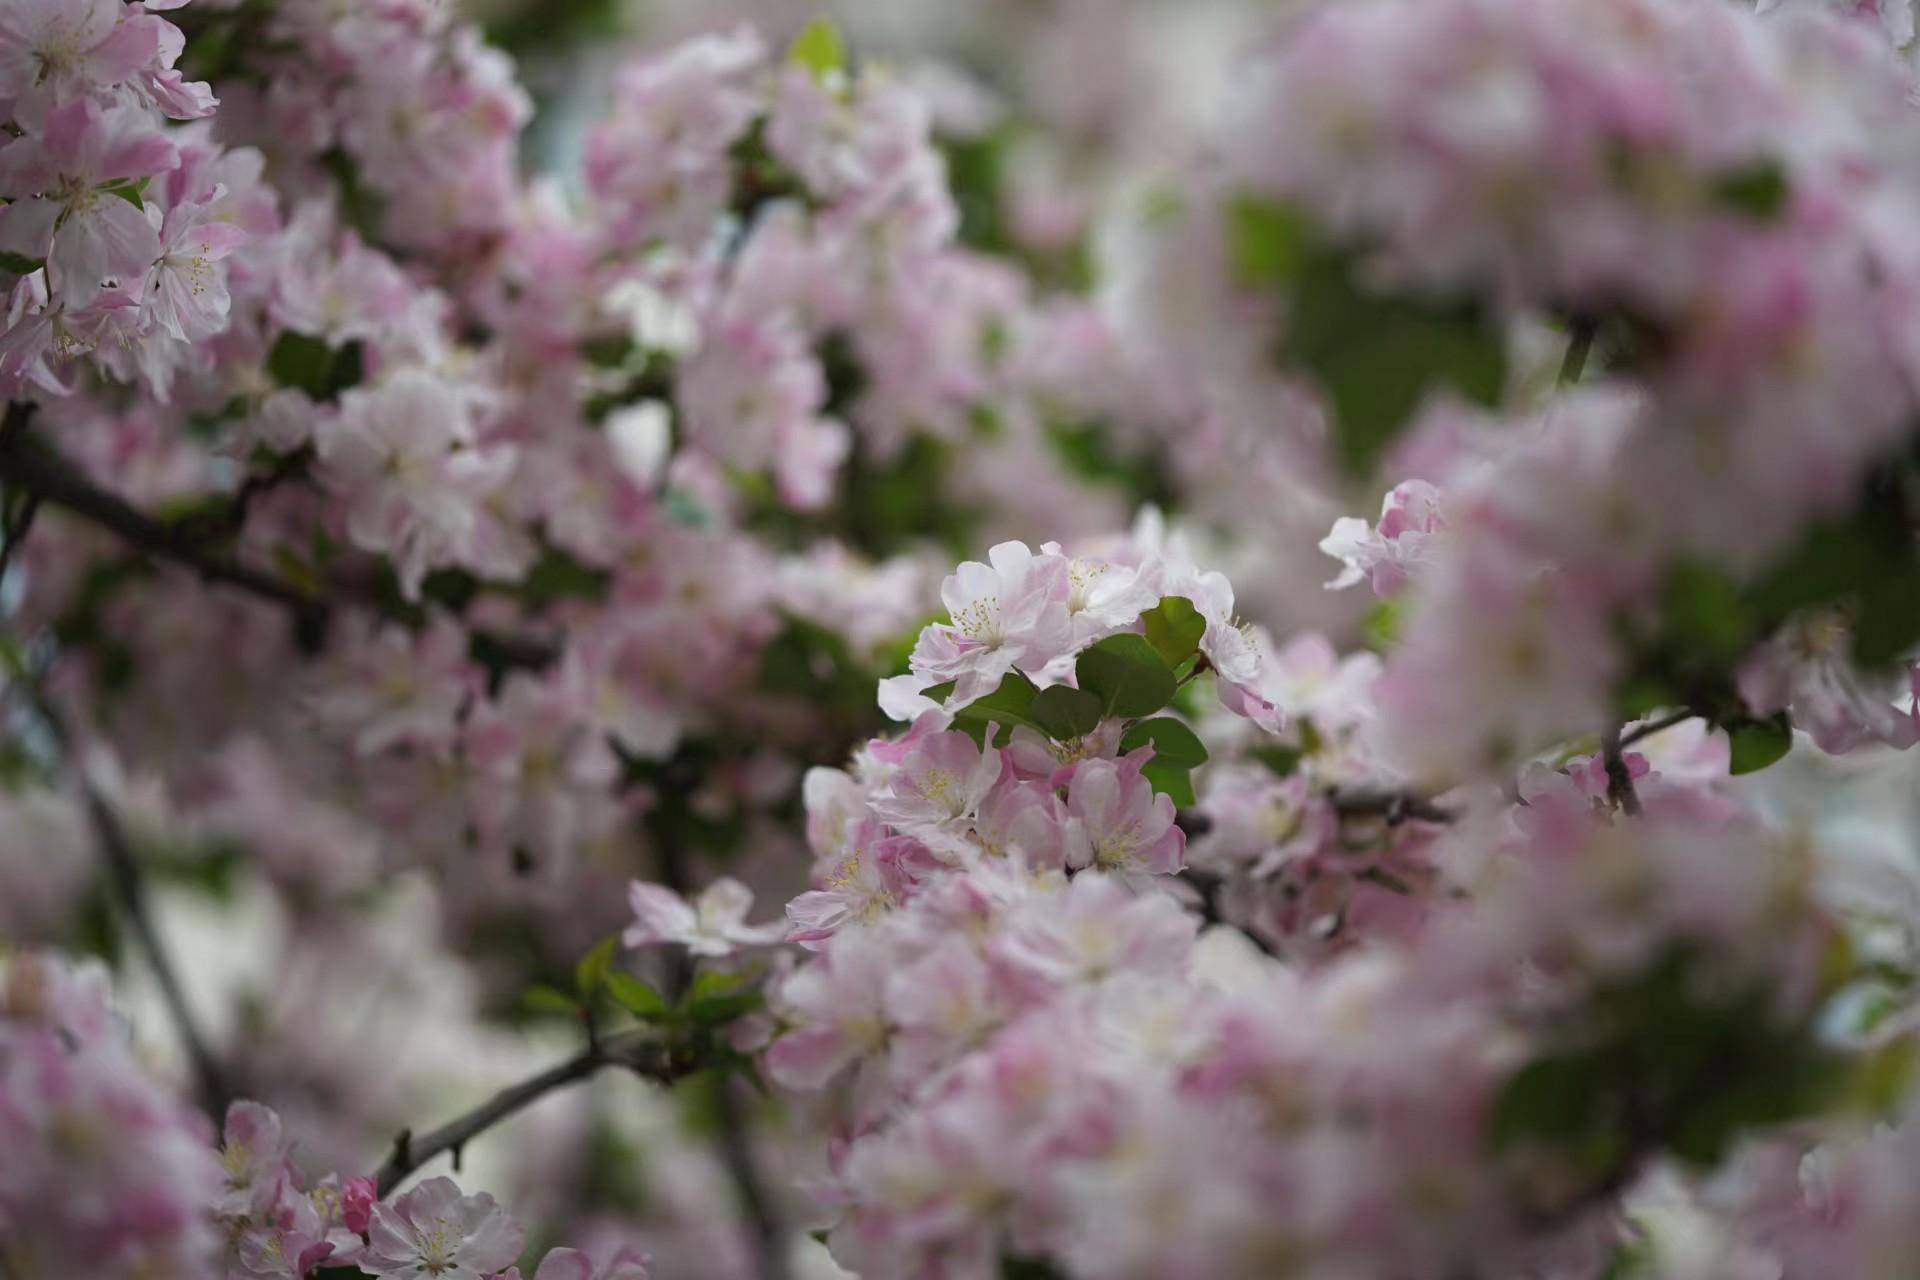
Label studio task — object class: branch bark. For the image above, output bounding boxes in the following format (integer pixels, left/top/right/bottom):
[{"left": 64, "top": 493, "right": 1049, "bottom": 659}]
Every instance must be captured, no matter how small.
[
  {"left": 15, "top": 678, "right": 233, "bottom": 1116},
  {"left": 1328, "top": 787, "right": 1456, "bottom": 825},
  {"left": 0, "top": 412, "right": 555, "bottom": 669},
  {"left": 373, "top": 1030, "right": 690, "bottom": 1198}
]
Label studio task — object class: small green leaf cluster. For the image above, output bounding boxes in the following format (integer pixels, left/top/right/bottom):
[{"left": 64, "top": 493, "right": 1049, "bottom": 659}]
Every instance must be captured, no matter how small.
[{"left": 931, "top": 597, "right": 1213, "bottom": 804}]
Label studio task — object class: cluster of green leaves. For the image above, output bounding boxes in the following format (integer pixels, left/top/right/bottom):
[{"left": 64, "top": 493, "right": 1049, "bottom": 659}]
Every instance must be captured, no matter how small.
[
  {"left": 1623, "top": 449, "right": 1920, "bottom": 774},
  {"left": 1490, "top": 946, "right": 1842, "bottom": 1199},
  {"left": 932, "top": 597, "right": 1211, "bottom": 804},
  {"left": 524, "top": 936, "right": 765, "bottom": 1034},
  {"left": 1227, "top": 195, "right": 1506, "bottom": 477}
]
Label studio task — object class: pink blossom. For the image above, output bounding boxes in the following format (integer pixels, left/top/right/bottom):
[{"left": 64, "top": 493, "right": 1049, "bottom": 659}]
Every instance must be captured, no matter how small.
[
  {"left": 766, "top": 928, "right": 893, "bottom": 1093},
  {"left": 363, "top": 1177, "right": 524, "bottom": 1280},
  {"left": 908, "top": 541, "right": 1075, "bottom": 707},
  {"left": 622, "top": 877, "right": 785, "bottom": 957},
  {"left": 0, "top": 101, "right": 176, "bottom": 308},
  {"left": 1321, "top": 480, "right": 1449, "bottom": 595},
  {"left": 1063, "top": 752, "right": 1186, "bottom": 877},
  {"left": 868, "top": 728, "right": 1006, "bottom": 842}
]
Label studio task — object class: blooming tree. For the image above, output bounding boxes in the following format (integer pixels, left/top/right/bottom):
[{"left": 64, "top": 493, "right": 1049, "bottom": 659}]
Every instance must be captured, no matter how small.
[{"left": 4, "top": 1, "right": 1920, "bottom": 1279}]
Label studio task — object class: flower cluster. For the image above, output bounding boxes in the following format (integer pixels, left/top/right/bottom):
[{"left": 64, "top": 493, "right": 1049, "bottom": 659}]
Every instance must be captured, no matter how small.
[
  {"left": 210, "top": 1095, "right": 653, "bottom": 1280},
  {"left": 0, "top": 0, "right": 248, "bottom": 399},
  {"left": 1196, "top": 0, "right": 1920, "bottom": 779},
  {"left": 0, "top": 950, "right": 223, "bottom": 1279},
  {"left": 759, "top": 578, "right": 1857, "bottom": 1276},
  {"left": 6, "top": 3, "right": 1920, "bottom": 1279}
]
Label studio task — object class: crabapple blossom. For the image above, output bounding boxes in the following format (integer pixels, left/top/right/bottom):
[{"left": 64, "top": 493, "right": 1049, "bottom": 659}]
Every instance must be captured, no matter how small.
[
  {"left": 622, "top": 877, "right": 786, "bottom": 957},
  {"left": 363, "top": 1178, "right": 524, "bottom": 1280},
  {"left": 7, "top": 3, "right": 1920, "bottom": 1279},
  {"left": 908, "top": 540, "right": 1076, "bottom": 706},
  {"left": 1061, "top": 752, "right": 1184, "bottom": 876}
]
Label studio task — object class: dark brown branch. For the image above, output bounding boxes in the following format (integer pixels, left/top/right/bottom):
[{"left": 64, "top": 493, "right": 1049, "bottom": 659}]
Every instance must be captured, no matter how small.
[
  {"left": 1328, "top": 787, "right": 1456, "bottom": 825},
  {"left": 17, "top": 679, "right": 232, "bottom": 1116},
  {"left": 0, "top": 415, "right": 556, "bottom": 669},
  {"left": 0, "top": 423, "right": 325, "bottom": 617},
  {"left": 1179, "top": 868, "right": 1281, "bottom": 960},
  {"left": 1559, "top": 317, "right": 1597, "bottom": 386},
  {"left": 1618, "top": 709, "right": 1694, "bottom": 750},
  {"left": 373, "top": 1030, "right": 689, "bottom": 1198},
  {"left": 1601, "top": 725, "right": 1641, "bottom": 817}
]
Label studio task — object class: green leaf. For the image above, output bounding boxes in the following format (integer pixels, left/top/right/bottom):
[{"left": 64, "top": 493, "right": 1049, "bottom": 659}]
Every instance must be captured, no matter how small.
[
  {"left": 1249, "top": 743, "right": 1305, "bottom": 777},
  {"left": 1662, "top": 562, "right": 1754, "bottom": 667},
  {"left": 100, "top": 176, "right": 150, "bottom": 210},
  {"left": 662, "top": 487, "right": 712, "bottom": 529},
  {"left": 1363, "top": 598, "right": 1403, "bottom": 651},
  {"left": 1711, "top": 160, "right": 1789, "bottom": 222},
  {"left": 1727, "top": 715, "right": 1792, "bottom": 776},
  {"left": 1852, "top": 562, "right": 1920, "bottom": 669},
  {"left": 789, "top": 17, "right": 847, "bottom": 79},
  {"left": 1847, "top": 1036, "right": 1918, "bottom": 1115},
  {"left": 1029, "top": 684, "right": 1105, "bottom": 739},
  {"left": 0, "top": 250, "right": 45, "bottom": 276},
  {"left": 1289, "top": 249, "right": 1507, "bottom": 476},
  {"left": 1119, "top": 717, "right": 1209, "bottom": 770},
  {"left": 951, "top": 671, "right": 1043, "bottom": 736},
  {"left": 1249, "top": 207, "right": 1505, "bottom": 477},
  {"left": 519, "top": 547, "right": 611, "bottom": 608},
  {"left": 604, "top": 972, "right": 669, "bottom": 1019},
  {"left": 1076, "top": 634, "right": 1177, "bottom": 720},
  {"left": 683, "top": 970, "right": 762, "bottom": 1026},
  {"left": 266, "top": 331, "right": 364, "bottom": 402},
  {"left": 1139, "top": 758, "right": 1198, "bottom": 808},
  {"left": 1140, "top": 596, "right": 1205, "bottom": 669},
  {"left": 1225, "top": 194, "right": 1310, "bottom": 288},
  {"left": 921, "top": 680, "right": 958, "bottom": 703},
  {"left": 574, "top": 935, "right": 619, "bottom": 997},
  {"left": 520, "top": 984, "right": 579, "bottom": 1016},
  {"left": 689, "top": 969, "right": 747, "bottom": 1001}
]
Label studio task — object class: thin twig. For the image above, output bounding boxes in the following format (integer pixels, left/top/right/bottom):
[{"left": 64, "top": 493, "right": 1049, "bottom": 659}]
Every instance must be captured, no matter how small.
[
  {"left": 1179, "top": 868, "right": 1281, "bottom": 960},
  {"left": 15, "top": 678, "right": 232, "bottom": 1115},
  {"left": 0, "top": 491, "right": 41, "bottom": 582},
  {"left": 1328, "top": 787, "right": 1456, "bottom": 825},
  {"left": 1601, "top": 724, "right": 1642, "bottom": 817},
  {"left": 1618, "top": 708, "right": 1694, "bottom": 750},
  {"left": 1559, "top": 318, "right": 1597, "bottom": 386},
  {"left": 373, "top": 1030, "right": 688, "bottom": 1198}
]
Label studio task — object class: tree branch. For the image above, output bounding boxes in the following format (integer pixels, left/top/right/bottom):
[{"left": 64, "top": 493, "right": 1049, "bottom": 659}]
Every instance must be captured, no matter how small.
[
  {"left": 0, "top": 421, "right": 323, "bottom": 616},
  {"left": 1601, "top": 724, "right": 1641, "bottom": 817},
  {"left": 1618, "top": 709, "right": 1694, "bottom": 750},
  {"left": 1178, "top": 868, "right": 1282, "bottom": 960},
  {"left": 14, "top": 677, "right": 233, "bottom": 1116},
  {"left": 0, "top": 412, "right": 555, "bottom": 669},
  {"left": 1328, "top": 787, "right": 1456, "bottom": 825},
  {"left": 1559, "top": 317, "right": 1597, "bottom": 386},
  {"left": 373, "top": 1030, "right": 690, "bottom": 1198}
]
